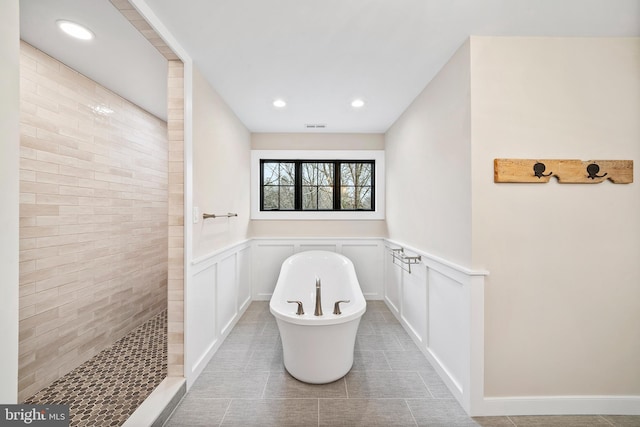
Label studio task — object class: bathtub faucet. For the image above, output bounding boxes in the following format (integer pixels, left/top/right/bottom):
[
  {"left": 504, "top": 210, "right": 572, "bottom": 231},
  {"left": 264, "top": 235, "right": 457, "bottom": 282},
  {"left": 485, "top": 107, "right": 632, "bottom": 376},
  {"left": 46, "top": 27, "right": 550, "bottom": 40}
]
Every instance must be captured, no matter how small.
[{"left": 314, "top": 277, "right": 323, "bottom": 316}]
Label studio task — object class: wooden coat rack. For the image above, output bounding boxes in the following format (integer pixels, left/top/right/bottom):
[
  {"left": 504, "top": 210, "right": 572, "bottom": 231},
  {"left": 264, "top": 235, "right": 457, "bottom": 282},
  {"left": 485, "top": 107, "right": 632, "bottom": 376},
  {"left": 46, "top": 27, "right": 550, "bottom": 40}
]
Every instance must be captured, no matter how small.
[{"left": 494, "top": 159, "right": 633, "bottom": 184}]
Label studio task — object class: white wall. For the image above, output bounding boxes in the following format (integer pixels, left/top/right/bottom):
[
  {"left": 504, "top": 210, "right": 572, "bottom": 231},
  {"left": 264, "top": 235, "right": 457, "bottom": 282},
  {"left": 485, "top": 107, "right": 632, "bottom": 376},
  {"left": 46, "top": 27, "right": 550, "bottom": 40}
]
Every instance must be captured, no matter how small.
[
  {"left": 249, "top": 133, "right": 388, "bottom": 238},
  {"left": 471, "top": 37, "right": 640, "bottom": 399},
  {"left": 192, "top": 68, "right": 251, "bottom": 259},
  {"left": 385, "top": 40, "right": 472, "bottom": 267},
  {"left": 383, "top": 40, "right": 485, "bottom": 415},
  {"left": 185, "top": 66, "right": 252, "bottom": 387},
  {"left": 0, "top": 0, "right": 20, "bottom": 404}
]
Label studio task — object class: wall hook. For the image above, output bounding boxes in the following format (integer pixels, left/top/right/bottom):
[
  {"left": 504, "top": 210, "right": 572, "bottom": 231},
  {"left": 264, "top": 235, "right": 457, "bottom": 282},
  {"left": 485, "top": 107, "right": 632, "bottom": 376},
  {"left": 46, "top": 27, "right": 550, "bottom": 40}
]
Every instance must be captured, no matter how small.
[
  {"left": 586, "top": 163, "right": 607, "bottom": 179},
  {"left": 533, "top": 162, "right": 552, "bottom": 178}
]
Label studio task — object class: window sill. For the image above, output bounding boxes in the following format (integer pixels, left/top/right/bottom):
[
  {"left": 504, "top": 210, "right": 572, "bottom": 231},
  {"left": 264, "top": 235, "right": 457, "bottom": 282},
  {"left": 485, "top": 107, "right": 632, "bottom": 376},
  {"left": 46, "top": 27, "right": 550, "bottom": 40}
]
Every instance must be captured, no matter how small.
[{"left": 251, "top": 210, "right": 384, "bottom": 221}]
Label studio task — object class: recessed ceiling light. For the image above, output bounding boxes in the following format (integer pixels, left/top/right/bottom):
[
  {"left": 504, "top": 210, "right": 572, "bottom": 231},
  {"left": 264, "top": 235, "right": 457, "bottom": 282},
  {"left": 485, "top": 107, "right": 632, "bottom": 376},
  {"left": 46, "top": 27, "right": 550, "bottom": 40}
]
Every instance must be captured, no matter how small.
[
  {"left": 273, "top": 99, "right": 287, "bottom": 108},
  {"left": 56, "top": 20, "right": 94, "bottom": 41},
  {"left": 351, "top": 99, "right": 365, "bottom": 108}
]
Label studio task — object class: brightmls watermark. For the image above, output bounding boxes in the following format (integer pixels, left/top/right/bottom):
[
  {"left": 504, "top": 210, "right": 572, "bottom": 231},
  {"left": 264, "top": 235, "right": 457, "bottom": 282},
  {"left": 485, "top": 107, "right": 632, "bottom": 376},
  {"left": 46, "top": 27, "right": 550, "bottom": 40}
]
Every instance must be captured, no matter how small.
[{"left": 0, "top": 405, "right": 68, "bottom": 426}]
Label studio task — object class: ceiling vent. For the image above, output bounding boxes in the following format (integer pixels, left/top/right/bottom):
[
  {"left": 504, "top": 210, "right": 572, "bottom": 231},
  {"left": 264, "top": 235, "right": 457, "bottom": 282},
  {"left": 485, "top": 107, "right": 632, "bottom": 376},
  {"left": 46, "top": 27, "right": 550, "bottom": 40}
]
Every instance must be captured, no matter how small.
[{"left": 305, "top": 124, "right": 327, "bottom": 129}]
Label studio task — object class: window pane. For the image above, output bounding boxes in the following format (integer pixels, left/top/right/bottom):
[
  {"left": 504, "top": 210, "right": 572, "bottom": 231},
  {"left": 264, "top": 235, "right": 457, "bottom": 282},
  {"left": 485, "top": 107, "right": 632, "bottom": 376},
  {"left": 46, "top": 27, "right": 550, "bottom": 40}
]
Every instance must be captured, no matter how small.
[
  {"left": 317, "top": 163, "right": 334, "bottom": 185},
  {"left": 341, "top": 163, "right": 354, "bottom": 186},
  {"left": 263, "top": 186, "right": 279, "bottom": 210},
  {"left": 341, "top": 187, "right": 355, "bottom": 209},
  {"left": 302, "top": 163, "right": 317, "bottom": 186},
  {"left": 341, "top": 162, "right": 372, "bottom": 187},
  {"left": 355, "top": 163, "right": 372, "bottom": 186},
  {"left": 302, "top": 186, "right": 317, "bottom": 210},
  {"left": 263, "top": 162, "right": 279, "bottom": 185},
  {"left": 318, "top": 186, "right": 333, "bottom": 209},
  {"left": 279, "top": 163, "right": 295, "bottom": 185},
  {"left": 355, "top": 186, "right": 372, "bottom": 209},
  {"left": 280, "top": 185, "right": 295, "bottom": 209}
]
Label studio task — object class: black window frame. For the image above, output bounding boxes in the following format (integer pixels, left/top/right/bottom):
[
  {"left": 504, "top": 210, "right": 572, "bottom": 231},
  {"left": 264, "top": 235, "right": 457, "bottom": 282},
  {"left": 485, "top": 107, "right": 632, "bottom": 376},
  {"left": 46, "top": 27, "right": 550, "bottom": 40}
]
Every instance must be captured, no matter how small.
[{"left": 260, "top": 159, "right": 375, "bottom": 212}]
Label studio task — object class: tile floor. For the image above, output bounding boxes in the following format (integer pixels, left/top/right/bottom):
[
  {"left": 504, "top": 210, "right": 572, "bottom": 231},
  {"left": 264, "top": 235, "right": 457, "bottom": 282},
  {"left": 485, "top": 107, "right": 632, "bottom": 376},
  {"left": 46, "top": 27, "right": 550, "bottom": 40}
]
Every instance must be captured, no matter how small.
[
  {"left": 165, "top": 302, "right": 640, "bottom": 427},
  {"left": 24, "top": 310, "right": 167, "bottom": 427}
]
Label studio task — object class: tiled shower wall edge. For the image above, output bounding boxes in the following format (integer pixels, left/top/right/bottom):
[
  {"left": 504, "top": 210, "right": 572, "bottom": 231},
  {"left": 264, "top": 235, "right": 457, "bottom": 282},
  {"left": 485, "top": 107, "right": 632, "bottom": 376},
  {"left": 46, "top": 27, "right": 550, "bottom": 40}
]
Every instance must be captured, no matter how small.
[{"left": 167, "top": 60, "right": 185, "bottom": 378}]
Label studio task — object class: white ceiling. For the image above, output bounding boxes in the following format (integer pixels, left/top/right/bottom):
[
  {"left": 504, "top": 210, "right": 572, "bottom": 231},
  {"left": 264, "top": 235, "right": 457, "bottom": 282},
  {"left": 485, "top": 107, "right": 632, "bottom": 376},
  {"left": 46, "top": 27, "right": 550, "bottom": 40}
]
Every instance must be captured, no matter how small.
[{"left": 20, "top": 0, "right": 640, "bottom": 132}]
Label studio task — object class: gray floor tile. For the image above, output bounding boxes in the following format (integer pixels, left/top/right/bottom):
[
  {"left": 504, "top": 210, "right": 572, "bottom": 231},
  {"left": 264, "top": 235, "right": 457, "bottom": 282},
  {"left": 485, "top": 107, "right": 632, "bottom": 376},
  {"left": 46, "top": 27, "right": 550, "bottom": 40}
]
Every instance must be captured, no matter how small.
[
  {"left": 164, "top": 398, "right": 230, "bottom": 426},
  {"left": 346, "top": 370, "right": 430, "bottom": 398},
  {"left": 204, "top": 349, "right": 252, "bottom": 372},
  {"left": 508, "top": 415, "right": 614, "bottom": 426},
  {"left": 226, "top": 322, "right": 265, "bottom": 336},
  {"left": 473, "top": 416, "right": 516, "bottom": 426},
  {"left": 220, "top": 398, "right": 318, "bottom": 426},
  {"left": 263, "top": 371, "right": 347, "bottom": 398},
  {"left": 362, "top": 310, "right": 388, "bottom": 322},
  {"left": 386, "top": 350, "right": 434, "bottom": 371},
  {"left": 319, "top": 398, "right": 416, "bottom": 426},
  {"left": 166, "top": 301, "right": 633, "bottom": 427},
  {"left": 245, "top": 349, "right": 284, "bottom": 371},
  {"left": 407, "top": 398, "right": 479, "bottom": 426},
  {"left": 370, "top": 321, "right": 409, "bottom": 336},
  {"left": 396, "top": 332, "right": 421, "bottom": 350},
  {"left": 600, "top": 415, "right": 640, "bottom": 426},
  {"left": 366, "top": 300, "right": 389, "bottom": 310},
  {"left": 188, "top": 371, "right": 270, "bottom": 398},
  {"left": 237, "top": 303, "right": 272, "bottom": 323},
  {"left": 261, "top": 318, "right": 280, "bottom": 335},
  {"left": 351, "top": 350, "right": 391, "bottom": 371},
  {"left": 419, "top": 371, "right": 448, "bottom": 387},
  {"left": 218, "top": 333, "right": 281, "bottom": 352},
  {"left": 355, "top": 334, "right": 404, "bottom": 351},
  {"left": 356, "top": 319, "right": 376, "bottom": 335}
]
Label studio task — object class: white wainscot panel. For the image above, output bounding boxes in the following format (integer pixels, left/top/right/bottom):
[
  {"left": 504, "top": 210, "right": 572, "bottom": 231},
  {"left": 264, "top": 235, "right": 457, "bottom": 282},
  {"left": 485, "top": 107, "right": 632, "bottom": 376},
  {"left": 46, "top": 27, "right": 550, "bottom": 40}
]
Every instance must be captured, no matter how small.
[
  {"left": 384, "top": 249, "right": 402, "bottom": 314},
  {"left": 342, "top": 243, "right": 383, "bottom": 299},
  {"left": 428, "top": 268, "right": 466, "bottom": 391},
  {"left": 188, "top": 265, "right": 217, "bottom": 375},
  {"left": 237, "top": 247, "right": 252, "bottom": 311},
  {"left": 252, "top": 243, "right": 295, "bottom": 300},
  {"left": 217, "top": 254, "right": 238, "bottom": 336},
  {"left": 298, "top": 244, "right": 337, "bottom": 252},
  {"left": 401, "top": 262, "right": 427, "bottom": 343}
]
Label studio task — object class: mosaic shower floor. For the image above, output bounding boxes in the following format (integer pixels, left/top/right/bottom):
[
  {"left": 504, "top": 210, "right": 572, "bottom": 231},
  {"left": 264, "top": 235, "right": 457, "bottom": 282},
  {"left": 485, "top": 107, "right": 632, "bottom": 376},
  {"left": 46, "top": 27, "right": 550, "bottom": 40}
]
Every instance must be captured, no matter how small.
[{"left": 24, "top": 310, "right": 167, "bottom": 427}]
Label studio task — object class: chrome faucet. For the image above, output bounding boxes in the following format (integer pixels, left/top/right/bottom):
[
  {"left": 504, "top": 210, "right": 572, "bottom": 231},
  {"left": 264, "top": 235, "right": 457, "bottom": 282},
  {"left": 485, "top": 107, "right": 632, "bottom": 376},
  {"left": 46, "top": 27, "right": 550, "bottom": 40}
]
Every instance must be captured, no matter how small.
[
  {"left": 333, "top": 300, "right": 350, "bottom": 315},
  {"left": 314, "top": 277, "right": 323, "bottom": 316},
  {"left": 287, "top": 300, "right": 304, "bottom": 315}
]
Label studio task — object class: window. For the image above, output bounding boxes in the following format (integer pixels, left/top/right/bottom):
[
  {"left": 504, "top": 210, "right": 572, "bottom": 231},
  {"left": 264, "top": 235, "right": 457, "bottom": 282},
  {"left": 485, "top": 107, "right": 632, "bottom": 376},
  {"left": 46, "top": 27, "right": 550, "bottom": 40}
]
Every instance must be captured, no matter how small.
[
  {"left": 260, "top": 160, "right": 374, "bottom": 211},
  {"left": 251, "top": 150, "right": 384, "bottom": 220}
]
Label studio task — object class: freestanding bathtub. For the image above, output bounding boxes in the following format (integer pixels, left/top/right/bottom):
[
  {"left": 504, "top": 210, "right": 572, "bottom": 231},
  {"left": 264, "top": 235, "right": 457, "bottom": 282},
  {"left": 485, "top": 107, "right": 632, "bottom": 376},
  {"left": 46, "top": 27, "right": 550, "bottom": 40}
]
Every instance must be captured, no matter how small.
[{"left": 269, "top": 250, "right": 366, "bottom": 384}]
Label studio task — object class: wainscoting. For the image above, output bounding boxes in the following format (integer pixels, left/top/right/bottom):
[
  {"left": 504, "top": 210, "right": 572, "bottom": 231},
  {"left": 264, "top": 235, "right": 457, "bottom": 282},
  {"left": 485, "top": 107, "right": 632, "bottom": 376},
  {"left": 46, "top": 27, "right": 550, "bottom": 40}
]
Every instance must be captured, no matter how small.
[
  {"left": 184, "top": 237, "right": 486, "bottom": 415},
  {"left": 179, "top": 236, "right": 640, "bottom": 417},
  {"left": 383, "top": 239, "right": 488, "bottom": 416},
  {"left": 251, "top": 238, "right": 385, "bottom": 301},
  {"left": 186, "top": 240, "right": 252, "bottom": 387}
]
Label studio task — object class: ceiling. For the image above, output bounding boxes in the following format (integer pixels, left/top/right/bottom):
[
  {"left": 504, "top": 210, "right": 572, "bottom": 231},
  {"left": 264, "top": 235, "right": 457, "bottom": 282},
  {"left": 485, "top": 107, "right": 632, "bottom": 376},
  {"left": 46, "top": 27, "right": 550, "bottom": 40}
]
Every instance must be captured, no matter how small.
[{"left": 19, "top": 0, "right": 640, "bottom": 132}]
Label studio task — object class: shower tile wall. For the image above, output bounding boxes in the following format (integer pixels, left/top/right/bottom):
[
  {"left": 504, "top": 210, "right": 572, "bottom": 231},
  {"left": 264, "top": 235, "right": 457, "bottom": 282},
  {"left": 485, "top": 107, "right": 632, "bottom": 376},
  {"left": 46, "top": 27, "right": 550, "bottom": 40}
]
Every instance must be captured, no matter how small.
[
  {"left": 18, "top": 41, "right": 168, "bottom": 401},
  {"left": 167, "top": 60, "right": 185, "bottom": 377}
]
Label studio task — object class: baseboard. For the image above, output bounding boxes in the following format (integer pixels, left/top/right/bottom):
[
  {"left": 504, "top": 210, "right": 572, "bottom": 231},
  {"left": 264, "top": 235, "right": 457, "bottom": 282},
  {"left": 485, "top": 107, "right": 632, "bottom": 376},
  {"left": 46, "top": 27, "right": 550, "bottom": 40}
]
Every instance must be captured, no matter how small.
[{"left": 481, "top": 395, "right": 640, "bottom": 416}]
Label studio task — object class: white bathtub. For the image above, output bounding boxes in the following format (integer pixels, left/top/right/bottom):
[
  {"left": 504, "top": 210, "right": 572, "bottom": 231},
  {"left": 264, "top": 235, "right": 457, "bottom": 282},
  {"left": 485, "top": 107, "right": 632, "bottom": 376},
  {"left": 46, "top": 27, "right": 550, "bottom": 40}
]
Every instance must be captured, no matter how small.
[{"left": 269, "top": 250, "right": 366, "bottom": 383}]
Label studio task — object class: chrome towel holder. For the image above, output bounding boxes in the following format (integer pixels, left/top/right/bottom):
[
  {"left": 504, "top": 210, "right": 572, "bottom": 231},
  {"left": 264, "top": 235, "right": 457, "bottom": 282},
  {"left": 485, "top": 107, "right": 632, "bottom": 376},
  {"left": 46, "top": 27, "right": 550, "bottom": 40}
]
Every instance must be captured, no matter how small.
[
  {"left": 390, "top": 247, "right": 421, "bottom": 274},
  {"left": 202, "top": 212, "right": 238, "bottom": 220}
]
